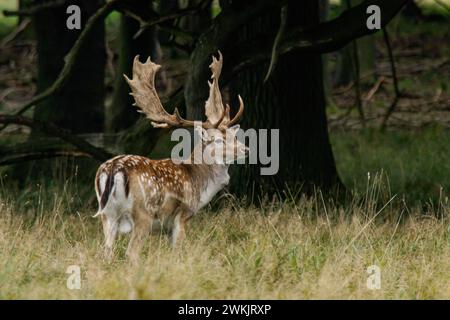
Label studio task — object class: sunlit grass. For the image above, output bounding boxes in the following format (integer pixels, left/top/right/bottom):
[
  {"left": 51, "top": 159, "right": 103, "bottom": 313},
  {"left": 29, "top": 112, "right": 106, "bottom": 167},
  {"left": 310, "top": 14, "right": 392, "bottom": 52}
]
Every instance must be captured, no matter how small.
[{"left": 0, "top": 176, "right": 448, "bottom": 299}]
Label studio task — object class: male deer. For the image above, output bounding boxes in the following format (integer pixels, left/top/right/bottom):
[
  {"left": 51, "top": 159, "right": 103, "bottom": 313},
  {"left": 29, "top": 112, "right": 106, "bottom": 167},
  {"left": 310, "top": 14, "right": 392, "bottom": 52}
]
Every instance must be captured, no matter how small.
[{"left": 94, "top": 52, "right": 247, "bottom": 261}]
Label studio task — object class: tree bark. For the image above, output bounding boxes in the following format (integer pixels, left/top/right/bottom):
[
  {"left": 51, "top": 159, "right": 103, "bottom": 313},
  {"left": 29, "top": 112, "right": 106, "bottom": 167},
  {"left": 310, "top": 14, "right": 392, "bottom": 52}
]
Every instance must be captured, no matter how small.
[
  {"left": 182, "top": 0, "right": 211, "bottom": 34},
  {"left": 32, "top": 0, "right": 106, "bottom": 133},
  {"left": 228, "top": 0, "right": 342, "bottom": 198}
]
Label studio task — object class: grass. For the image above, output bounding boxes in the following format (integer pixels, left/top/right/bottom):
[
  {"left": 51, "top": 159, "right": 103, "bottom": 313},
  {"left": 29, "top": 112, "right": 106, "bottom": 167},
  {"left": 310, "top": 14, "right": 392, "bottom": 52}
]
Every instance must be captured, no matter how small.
[
  {"left": 331, "top": 126, "right": 450, "bottom": 205},
  {"left": 0, "top": 174, "right": 448, "bottom": 299}
]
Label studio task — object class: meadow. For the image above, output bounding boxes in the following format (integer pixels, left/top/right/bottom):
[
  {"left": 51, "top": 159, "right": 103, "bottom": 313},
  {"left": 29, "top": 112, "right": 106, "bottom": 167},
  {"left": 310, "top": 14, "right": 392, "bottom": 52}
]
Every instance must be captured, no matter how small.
[{"left": 0, "top": 128, "right": 449, "bottom": 299}]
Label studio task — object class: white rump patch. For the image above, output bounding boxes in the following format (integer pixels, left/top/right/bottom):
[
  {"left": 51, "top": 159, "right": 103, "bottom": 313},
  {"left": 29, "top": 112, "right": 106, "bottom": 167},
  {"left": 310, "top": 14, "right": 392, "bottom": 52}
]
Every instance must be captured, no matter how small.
[{"left": 96, "top": 171, "right": 133, "bottom": 220}]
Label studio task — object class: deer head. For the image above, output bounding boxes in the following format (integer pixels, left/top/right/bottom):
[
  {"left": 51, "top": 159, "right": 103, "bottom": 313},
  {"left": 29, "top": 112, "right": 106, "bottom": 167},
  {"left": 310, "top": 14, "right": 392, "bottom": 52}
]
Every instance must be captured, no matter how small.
[{"left": 124, "top": 51, "right": 248, "bottom": 165}]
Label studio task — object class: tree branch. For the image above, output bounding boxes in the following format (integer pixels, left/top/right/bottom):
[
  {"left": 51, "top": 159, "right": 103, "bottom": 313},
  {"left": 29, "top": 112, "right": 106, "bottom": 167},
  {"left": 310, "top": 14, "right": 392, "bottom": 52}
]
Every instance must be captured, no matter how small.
[
  {"left": 119, "top": 0, "right": 213, "bottom": 39},
  {"left": 185, "top": 0, "right": 285, "bottom": 119},
  {"left": 3, "top": 0, "right": 69, "bottom": 16},
  {"left": 0, "top": 18, "right": 31, "bottom": 47},
  {"left": 0, "top": 115, "right": 113, "bottom": 161},
  {"left": 345, "top": 0, "right": 365, "bottom": 127},
  {"left": 264, "top": 5, "right": 288, "bottom": 83},
  {"left": 185, "top": 0, "right": 409, "bottom": 119},
  {"left": 381, "top": 27, "right": 401, "bottom": 130},
  {"left": 2, "top": 0, "right": 120, "bottom": 122},
  {"left": 234, "top": 0, "right": 410, "bottom": 74}
]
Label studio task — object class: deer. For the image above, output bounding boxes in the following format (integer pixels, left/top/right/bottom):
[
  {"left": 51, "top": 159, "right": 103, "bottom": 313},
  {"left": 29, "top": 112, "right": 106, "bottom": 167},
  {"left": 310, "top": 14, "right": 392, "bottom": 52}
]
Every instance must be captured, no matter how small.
[{"left": 94, "top": 52, "right": 248, "bottom": 261}]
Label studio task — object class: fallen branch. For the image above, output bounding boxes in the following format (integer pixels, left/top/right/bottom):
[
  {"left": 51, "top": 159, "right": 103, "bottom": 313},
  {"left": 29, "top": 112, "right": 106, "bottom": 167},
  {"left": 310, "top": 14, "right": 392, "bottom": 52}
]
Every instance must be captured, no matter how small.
[
  {"left": 0, "top": 115, "right": 113, "bottom": 161},
  {"left": 364, "top": 76, "right": 386, "bottom": 101}
]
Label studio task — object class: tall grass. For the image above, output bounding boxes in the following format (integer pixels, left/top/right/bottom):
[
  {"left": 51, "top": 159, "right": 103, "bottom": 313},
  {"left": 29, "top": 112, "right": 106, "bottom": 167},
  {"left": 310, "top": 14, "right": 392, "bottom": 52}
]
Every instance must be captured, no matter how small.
[{"left": 0, "top": 174, "right": 448, "bottom": 299}]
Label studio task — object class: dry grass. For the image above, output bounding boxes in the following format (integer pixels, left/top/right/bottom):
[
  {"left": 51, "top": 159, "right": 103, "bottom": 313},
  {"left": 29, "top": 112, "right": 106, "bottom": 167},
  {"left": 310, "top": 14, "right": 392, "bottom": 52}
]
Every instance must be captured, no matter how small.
[{"left": 0, "top": 181, "right": 448, "bottom": 299}]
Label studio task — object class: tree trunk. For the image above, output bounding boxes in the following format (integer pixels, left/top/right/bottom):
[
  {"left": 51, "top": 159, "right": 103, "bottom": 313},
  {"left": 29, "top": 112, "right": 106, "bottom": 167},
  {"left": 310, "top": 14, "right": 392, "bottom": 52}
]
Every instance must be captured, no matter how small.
[
  {"left": 183, "top": 0, "right": 212, "bottom": 34},
  {"left": 107, "top": 10, "right": 160, "bottom": 132},
  {"left": 228, "top": 0, "right": 342, "bottom": 198},
  {"left": 320, "top": 0, "right": 333, "bottom": 104},
  {"left": 32, "top": 0, "right": 105, "bottom": 133}
]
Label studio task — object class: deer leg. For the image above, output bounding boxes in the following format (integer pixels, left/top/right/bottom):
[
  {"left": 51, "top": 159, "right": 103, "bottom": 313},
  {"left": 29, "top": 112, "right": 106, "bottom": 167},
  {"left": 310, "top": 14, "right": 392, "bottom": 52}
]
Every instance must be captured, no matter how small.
[
  {"left": 101, "top": 214, "right": 118, "bottom": 261},
  {"left": 126, "top": 211, "right": 152, "bottom": 263},
  {"left": 170, "top": 206, "right": 193, "bottom": 248}
]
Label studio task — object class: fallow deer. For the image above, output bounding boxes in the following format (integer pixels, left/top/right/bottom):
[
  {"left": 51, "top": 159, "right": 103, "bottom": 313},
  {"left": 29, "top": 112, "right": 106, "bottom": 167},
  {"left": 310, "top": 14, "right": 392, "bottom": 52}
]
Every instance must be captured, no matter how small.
[{"left": 94, "top": 52, "right": 247, "bottom": 261}]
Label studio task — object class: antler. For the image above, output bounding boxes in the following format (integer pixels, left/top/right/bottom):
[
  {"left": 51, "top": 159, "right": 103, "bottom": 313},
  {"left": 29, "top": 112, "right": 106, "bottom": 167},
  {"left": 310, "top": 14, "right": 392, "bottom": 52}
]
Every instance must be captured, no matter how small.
[
  {"left": 222, "top": 95, "right": 244, "bottom": 128},
  {"left": 204, "top": 51, "right": 227, "bottom": 126},
  {"left": 124, "top": 56, "right": 222, "bottom": 129},
  {"left": 125, "top": 53, "right": 243, "bottom": 130},
  {"left": 204, "top": 51, "right": 244, "bottom": 130}
]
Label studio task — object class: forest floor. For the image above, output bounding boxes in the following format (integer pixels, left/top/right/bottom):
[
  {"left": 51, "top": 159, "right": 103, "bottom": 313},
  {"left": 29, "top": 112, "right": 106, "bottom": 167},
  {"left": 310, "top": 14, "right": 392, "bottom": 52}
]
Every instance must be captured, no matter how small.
[
  {"left": 0, "top": 3, "right": 449, "bottom": 299},
  {"left": 327, "top": 17, "right": 450, "bottom": 131}
]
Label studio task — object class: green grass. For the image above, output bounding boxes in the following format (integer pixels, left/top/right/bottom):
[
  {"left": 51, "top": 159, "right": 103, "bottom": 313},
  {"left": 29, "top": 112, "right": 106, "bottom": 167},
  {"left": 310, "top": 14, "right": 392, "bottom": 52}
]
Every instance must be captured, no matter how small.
[{"left": 331, "top": 126, "right": 450, "bottom": 205}]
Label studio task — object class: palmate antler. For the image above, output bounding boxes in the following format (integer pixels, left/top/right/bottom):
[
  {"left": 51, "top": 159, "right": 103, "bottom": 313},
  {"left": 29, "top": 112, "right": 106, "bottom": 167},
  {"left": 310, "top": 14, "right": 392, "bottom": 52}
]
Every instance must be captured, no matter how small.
[
  {"left": 124, "top": 56, "right": 206, "bottom": 129},
  {"left": 205, "top": 51, "right": 244, "bottom": 130},
  {"left": 124, "top": 52, "right": 243, "bottom": 130}
]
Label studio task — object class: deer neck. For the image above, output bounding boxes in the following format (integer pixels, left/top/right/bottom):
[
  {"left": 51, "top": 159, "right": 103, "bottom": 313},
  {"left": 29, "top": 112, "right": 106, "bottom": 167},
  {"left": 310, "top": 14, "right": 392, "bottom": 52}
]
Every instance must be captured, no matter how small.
[{"left": 185, "top": 144, "right": 230, "bottom": 210}]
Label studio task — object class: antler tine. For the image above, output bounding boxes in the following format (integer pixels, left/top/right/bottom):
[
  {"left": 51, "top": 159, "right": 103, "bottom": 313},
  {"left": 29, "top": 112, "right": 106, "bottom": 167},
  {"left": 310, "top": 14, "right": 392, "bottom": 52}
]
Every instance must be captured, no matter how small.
[
  {"left": 204, "top": 51, "right": 228, "bottom": 127},
  {"left": 125, "top": 55, "right": 218, "bottom": 129},
  {"left": 227, "top": 95, "right": 244, "bottom": 127},
  {"left": 204, "top": 51, "right": 245, "bottom": 130}
]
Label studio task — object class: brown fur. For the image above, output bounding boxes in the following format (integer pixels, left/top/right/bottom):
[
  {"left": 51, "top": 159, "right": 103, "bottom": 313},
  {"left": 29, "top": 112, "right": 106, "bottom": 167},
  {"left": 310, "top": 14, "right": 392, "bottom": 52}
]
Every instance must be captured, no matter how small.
[{"left": 94, "top": 153, "right": 231, "bottom": 261}]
